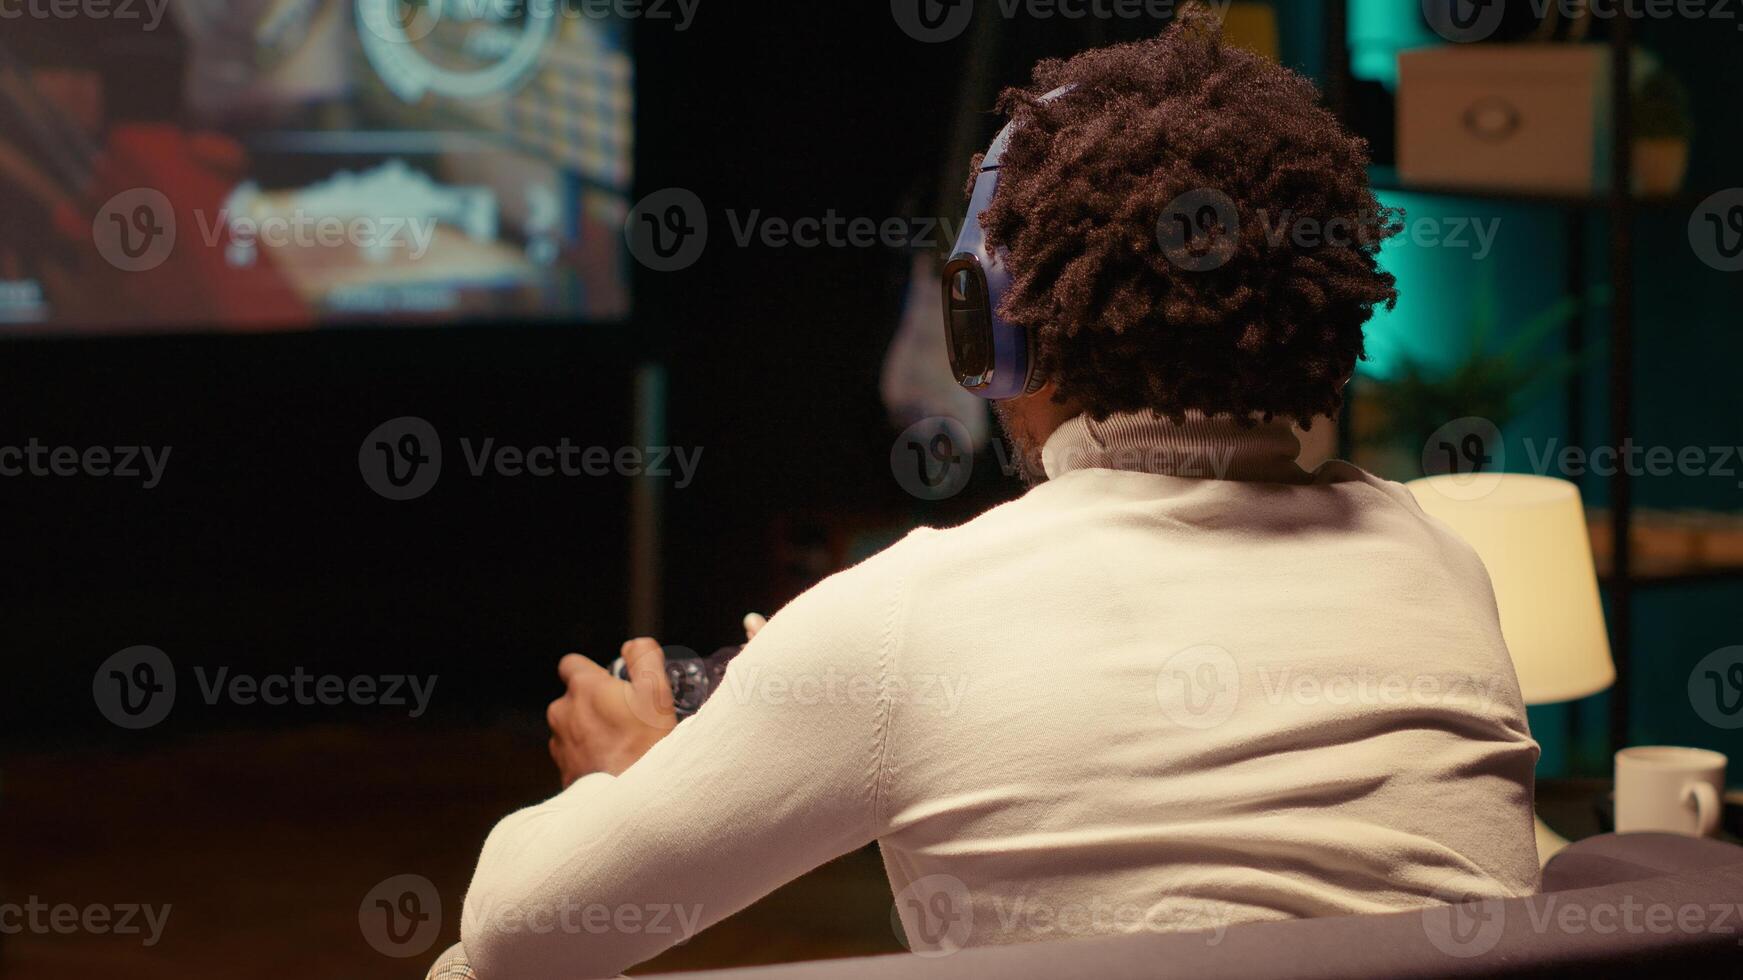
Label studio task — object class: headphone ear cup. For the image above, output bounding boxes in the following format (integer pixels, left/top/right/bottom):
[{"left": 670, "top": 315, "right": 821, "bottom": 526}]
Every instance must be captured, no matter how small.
[{"left": 1021, "top": 322, "right": 1046, "bottom": 395}]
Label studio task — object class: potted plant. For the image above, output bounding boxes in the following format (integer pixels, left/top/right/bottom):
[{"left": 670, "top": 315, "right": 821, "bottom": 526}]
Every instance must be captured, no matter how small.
[
  {"left": 1633, "top": 67, "right": 1692, "bottom": 196},
  {"left": 1355, "top": 275, "right": 1609, "bottom": 480}
]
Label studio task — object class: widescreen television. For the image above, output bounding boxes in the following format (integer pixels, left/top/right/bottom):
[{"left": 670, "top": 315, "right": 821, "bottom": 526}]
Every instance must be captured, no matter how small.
[{"left": 0, "top": 0, "right": 634, "bottom": 332}]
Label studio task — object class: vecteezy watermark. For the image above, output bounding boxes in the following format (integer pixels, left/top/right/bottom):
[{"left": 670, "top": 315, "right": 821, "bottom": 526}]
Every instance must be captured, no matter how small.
[
  {"left": 1157, "top": 189, "right": 1242, "bottom": 272},
  {"left": 714, "top": 663, "right": 973, "bottom": 717},
  {"left": 626, "top": 188, "right": 708, "bottom": 272},
  {"left": 723, "top": 211, "right": 969, "bottom": 252},
  {"left": 890, "top": 0, "right": 1223, "bottom": 43},
  {"left": 1255, "top": 667, "right": 1510, "bottom": 713},
  {"left": 93, "top": 646, "right": 440, "bottom": 729},
  {"left": 1423, "top": 880, "right": 1743, "bottom": 959},
  {"left": 0, "top": 897, "right": 172, "bottom": 948},
  {"left": 1416, "top": 417, "right": 1508, "bottom": 502},
  {"left": 459, "top": 439, "right": 702, "bottom": 487},
  {"left": 1690, "top": 189, "right": 1743, "bottom": 272},
  {"left": 361, "top": 874, "right": 443, "bottom": 959},
  {"left": 358, "top": 0, "right": 699, "bottom": 45},
  {"left": 1155, "top": 647, "right": 1512, "bottom": 731},
  {"left": 892, "top": 417, "right": 976, "bottom": 501},
  {"left": 92, "top": 646, "right": 177, "bottom": 730},
  {"left": 1520, "top": 438, "right": 1743, "bottom": 488},
  {"left": 1155, "top": 645, "right": 1241, "bottom": 730},
  {"left": 1690, "top": 645, "right": 1743, "bottom": 730},
  {"left": 890, "top": 416, "right": 1241, "bottom": 500},
  {"left": 989, "top": 894, "right": 1229, "bottom": 946},
  {"left": 1425, "top": 0, "right": 1743, "bottom": 44},
  {"left": 0, "top": 439, "right": 171, "bottom": 489},
  {"left": 892, "top": 874, "right": 975, "bottom": 956},
  {"left": 359, "top": 416, "right": 703, "bottom": 501},
  {"left": 1422, "top": 877, "right": 1509, "bottom": 957},
  {"left": 93, "top": 187, "right": 444, "bottom": 273},
  {"left": 461, "top": 894, "right": 705, "bottom": 945},
  {"left": 1157, "top": 189, "right": 1482, "bottom": 273},
  {"left": 0, "top": 0, "right": 171, "bottom": 30},
  {"left": 894, "top": 877, "right": 1228, "bottom": 954},
  {"left": 1420, "top": 0, "right": 1509, "bottom": 43},
  {"left": 202, "top": 209, "right": 439, "bottom": 266},
  {"left": 1261, "top": 210, "right": 1495, "bottom": 261},
  {"left": 93, "top": 189, "right": 177, "bottom": 273},
  {"left": 1417, "top": 417, "right": 1743, "bottom": 499},
  {"left": 360, "top": 417, "right": 443, "bottom": 501},
  {"left": 625, "top": 189, "right": 978, "bottom": 272}
]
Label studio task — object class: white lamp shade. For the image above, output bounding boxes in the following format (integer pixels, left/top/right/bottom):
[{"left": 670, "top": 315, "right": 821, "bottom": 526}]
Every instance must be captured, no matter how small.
[{"left": 1407, "top": 474, "right": 1616, "bottom": 705}]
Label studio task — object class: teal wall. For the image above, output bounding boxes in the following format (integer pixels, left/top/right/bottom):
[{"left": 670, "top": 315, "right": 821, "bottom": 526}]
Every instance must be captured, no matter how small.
[{"left": 1344, "top": 5, "right": 1743, "bottom": 781}]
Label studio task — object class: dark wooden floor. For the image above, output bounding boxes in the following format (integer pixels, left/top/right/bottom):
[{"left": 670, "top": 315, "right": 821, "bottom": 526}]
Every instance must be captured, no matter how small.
[{"left": 0, "top": 724, "right": 904, "bottom": 978}]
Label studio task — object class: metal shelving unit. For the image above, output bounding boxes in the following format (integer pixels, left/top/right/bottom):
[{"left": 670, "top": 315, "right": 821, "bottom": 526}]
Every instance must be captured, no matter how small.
[{"left": 1324, "top": 4, "right": 1735, "bottom": 756}]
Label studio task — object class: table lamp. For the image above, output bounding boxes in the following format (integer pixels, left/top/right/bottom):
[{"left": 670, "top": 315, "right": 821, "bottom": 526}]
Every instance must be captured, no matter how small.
[{"left": 1407, "top": 473, "right": 1616, "bottom": 863}]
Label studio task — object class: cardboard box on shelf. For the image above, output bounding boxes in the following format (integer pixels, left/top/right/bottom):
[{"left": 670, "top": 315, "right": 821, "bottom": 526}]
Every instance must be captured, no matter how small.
[{"left": 1398, "top": 44, "right": 1613, "bottom": 195}]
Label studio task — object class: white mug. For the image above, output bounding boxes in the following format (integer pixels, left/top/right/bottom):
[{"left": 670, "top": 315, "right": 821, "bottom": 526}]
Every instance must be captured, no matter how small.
[{"left": 1614, "top": 746, "right": 1727, "bottom": 837}]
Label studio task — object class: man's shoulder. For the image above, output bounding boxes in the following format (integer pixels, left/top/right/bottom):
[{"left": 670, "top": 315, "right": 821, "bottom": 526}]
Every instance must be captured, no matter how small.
[
  {"left": 1312, "top": 463, "right": 1497, "bottom": 586},
  {"left": 776, "top": 491, "right": 1054, "bottom": 621}
]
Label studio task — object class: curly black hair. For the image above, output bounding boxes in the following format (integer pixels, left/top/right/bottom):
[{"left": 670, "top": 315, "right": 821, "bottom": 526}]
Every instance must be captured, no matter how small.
[{"left": 975, "top": 5, "right": 1401, "bottom": 427}]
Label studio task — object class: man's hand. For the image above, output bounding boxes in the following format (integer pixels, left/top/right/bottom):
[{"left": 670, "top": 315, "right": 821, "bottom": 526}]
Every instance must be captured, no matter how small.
[{"left": 546, "top": 639, "right": 677, "bottom": 785}]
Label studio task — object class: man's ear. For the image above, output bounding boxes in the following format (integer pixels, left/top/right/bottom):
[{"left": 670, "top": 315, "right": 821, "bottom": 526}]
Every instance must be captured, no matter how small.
[{"left": 1007, "top": 382, "right": 1081, "bottom": 445}]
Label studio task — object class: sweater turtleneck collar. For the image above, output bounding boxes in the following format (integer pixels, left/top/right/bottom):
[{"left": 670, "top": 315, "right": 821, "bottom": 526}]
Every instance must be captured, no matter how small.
[{"left": 1040, "top": 410, "right": 1312, "bottom": 484}]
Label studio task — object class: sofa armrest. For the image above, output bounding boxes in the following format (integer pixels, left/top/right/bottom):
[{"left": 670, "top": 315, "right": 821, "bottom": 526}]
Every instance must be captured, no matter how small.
[{"left": 1542, "top": 832, "right": 1743, "bottom": 892}]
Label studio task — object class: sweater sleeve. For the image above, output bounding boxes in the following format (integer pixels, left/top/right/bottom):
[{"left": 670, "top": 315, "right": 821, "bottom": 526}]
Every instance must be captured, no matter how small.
[{"left": 459, "top": 539, "right": 914, "bottom": 979}]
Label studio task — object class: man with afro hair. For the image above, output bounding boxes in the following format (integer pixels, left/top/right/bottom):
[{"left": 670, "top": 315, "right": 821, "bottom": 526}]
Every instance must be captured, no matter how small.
[{"left": 452, "top": 10, "right": 1539, "bottom": 978}]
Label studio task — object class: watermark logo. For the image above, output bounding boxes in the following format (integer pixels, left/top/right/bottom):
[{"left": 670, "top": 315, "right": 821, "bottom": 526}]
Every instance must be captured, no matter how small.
[
  {"left": 892, "top": 874, "right": 974, "bottom": 956},
  {"left": 1690, "top": 645, "right": 1743, "bottom": 730},
  {"left": 357, "top": 0, "right": 700, "bottom": 45},
  {"left": 892, "top": 417, "right": 975, "bottom": 500},
  {"left": 93, "top": 645, "right": 176, "bottom": 730},
  {"left": 0, "top": 0, "right": 172, "bottom": 30},
  {"left": 0, "top": 898, "right": 171, "bottom": 947},
  {"left": 1519, "top": 438, "right": 1743, "bottom": 488},
  {"left": 626, "top": 188, "right": 708, "bottom": 271},
  {"left": 714, "top": 662, "right": 972, "bottom": 717},
  {"left": 93, "top": 648, "right": 440, "bottom": 728},
  {"left": 1690, "top": 189, "right": 1743, "bottom": 273},
  {"left": 1424, "top": 887, "right": 1743, "bottom": 958},
  {"left": 1157, "top": 189, "right": 1240, "bottom": 272},
  {"left": 724, "top": 211, "right": 967, "bottom": 251},
  {"left": 1418, "top": 425, "right": 1743, "bottom": 499},
  {"left": 1421, "top": 0, "right": 1506, "bottom": 43},
  {"left": 1155, "top": 644, "right": 1239, "bottom": 730},
  {"left": 1419, "top": 416, "right": 1506, "bottom": 501},
  {"left": 987, "top": 893, "right": 1229, "bottom": 944},
  {"left": 361, "top": 416, "right": 703, "bottom": 499},
  {"left": 1260, "top": 210, "right": 1495, "bottom": 261},
  {"left": 625, "top": 195, "right": 1016, "bottom": 267},
  {"left": 0, "top": 440, "right": 171, "bottom": 488},
  {"left": 360, "top": 874, "right": 443, "bottom": 958},
  {"left": 93, "top": 189, "right": 177, "bottom": 273},
  {"left": 1422, "top": 878, "right": 1508, "bottom": 958},
  {"left": 361, "top": 416, "right": 444, "bottom": 501},
  {"left": 891, "top": 0, "right": 976, "bottom": 42},
  {"left": 892, "top": 0, "right": 1222, "bottom": 42},
  {"left": 1256, "top": 667, "right": 1507, "bottom": 713},
  {"left": 461, "top": 894, "right": 706, "bottom": 942},
  {"left": 358, "top": 0, "right": 443, "bottom": 43}
]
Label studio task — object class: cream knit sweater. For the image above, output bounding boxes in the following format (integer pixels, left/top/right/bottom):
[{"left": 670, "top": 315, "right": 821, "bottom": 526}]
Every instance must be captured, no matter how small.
[{"left": 461, "top": 412, "right": 1541, "bottom": 978}]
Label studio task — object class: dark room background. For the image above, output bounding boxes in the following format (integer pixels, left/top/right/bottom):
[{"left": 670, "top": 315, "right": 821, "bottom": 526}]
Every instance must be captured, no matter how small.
[{"left": 1, "top": 0, "right": 1738, "bottom": 799}]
